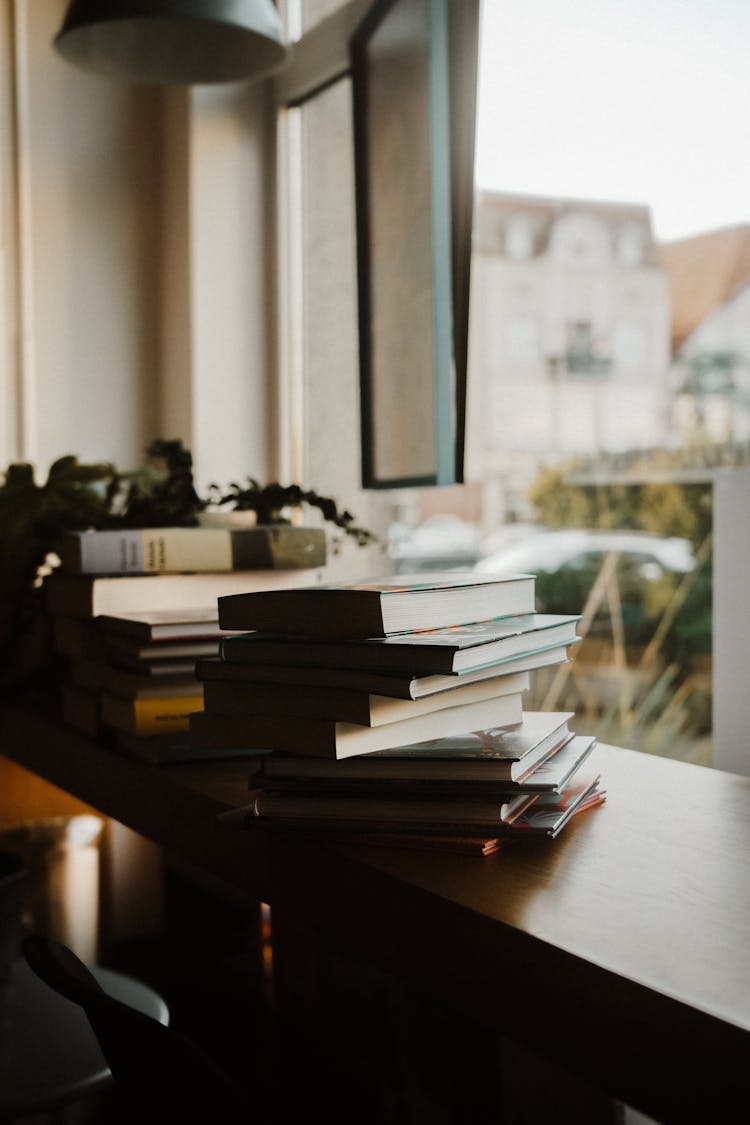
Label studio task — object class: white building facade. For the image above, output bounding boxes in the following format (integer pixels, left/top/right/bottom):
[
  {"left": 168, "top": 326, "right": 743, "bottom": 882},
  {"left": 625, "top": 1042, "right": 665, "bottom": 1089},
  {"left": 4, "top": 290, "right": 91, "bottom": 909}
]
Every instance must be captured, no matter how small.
[{"left": 466, "top": 191, "right": 672, "bottom": 521}]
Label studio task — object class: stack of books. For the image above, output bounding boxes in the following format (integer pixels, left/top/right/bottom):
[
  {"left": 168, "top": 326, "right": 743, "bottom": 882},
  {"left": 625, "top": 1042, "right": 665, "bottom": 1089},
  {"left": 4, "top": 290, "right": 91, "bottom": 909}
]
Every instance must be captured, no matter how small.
[
  {"left": 188, "top": 572, "right": 606, "bottom": 854},
  {"left": 47, "top": 524, "right": 325, "bottom": 762}
]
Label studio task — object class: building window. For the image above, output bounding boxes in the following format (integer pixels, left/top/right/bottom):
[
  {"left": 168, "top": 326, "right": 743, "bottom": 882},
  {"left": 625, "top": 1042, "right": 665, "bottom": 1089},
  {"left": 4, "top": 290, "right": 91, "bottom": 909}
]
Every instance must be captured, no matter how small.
[
  {"left": 506, "top": 316, "right": 539, "bottom": 363},
  {"left": 565, "top": 321, "right": 610, "bottom": 375},
  {"left": 505, "top": 214, "right": 534, "bottom": 259},
  {"left": 616, "top": 224, "right": 644, "bottom": 266},
  {"left": 613, "top": 321, "right": 648, "bottom": 370}
]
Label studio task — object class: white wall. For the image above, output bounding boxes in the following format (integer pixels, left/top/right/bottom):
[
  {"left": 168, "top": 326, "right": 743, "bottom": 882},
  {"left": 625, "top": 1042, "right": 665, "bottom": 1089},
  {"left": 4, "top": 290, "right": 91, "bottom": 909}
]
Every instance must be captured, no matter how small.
[
  {"left": 1, "top": 0, "right": 276, "bottom": 494},
  {"left": 8, "top": 0, "right": 163, "bottom": 472}
]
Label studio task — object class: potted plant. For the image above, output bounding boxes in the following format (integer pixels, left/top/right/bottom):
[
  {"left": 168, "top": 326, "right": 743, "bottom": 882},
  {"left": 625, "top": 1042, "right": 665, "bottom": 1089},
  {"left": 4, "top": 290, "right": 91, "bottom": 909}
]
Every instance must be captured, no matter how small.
[{"left": 0, "top": 439, "right": 376, "bottom": 692}]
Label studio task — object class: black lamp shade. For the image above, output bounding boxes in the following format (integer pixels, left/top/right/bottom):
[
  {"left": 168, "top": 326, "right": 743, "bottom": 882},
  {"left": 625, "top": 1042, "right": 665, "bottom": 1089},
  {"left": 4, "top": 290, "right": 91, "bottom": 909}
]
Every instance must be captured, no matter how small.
[{"left": 54, "top": 0, "right": 288, "bottom": 85}]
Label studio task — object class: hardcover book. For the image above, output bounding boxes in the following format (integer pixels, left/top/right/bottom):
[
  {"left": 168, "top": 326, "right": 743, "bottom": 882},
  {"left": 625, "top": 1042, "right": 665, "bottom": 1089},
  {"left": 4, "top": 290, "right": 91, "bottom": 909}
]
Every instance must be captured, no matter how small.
[
  {"left": 229, "top": 787, "right": 604, "bottom": 855},
  {"left": 243, "top": 788, "right": 539, "bottom": 830},
  {"left": 506, "top": 774, "right": 607, "bottom": 837},
  {"left": 196, "top": 643, "right": 569, "bottom": 700},
  {"left": 316, "top": 833, "right": 510, "bottom": 857},
  {"left": 248, "top": 733, "right": 597, "bottom": 798},
  {"left": 105, "top": 639, "right": 223, "bottom": 671},
  {"left": 216, "top": 571, "right": 536, "bottom": 637},
  {"left": 116, "top": 731, "right": 270, "bottom": 766},
  {"left": 252, "top": 711, "right": 575, "bottom": 782},
  {"left": 200, "top": 669, "right": 529, "bottom": 727},
  {"left": 61, "top": 683, "right": 101, "bottom": 739},
  {"left": 57, "top": 524, "right": 327, "bottom": 574},
  {"left": 69, "top": 658, "right": 200, "bottom": 700},
  {"left": 227, "top": 768, "right": 604, "bottom": 837},
  {"left": 44, "top": 567, "right": 322, "bottom": 619},
  {"left": 97, "top": 607, "right": 238, "bottom": 643},
  {"left": 100, "top": 690, "right": 205, "bottom": 736},
  {"left": 216, "top": 811, "right": 510, "bottom": 856},
  {"left": 217, "top": 613, "right": 580, "bottom": 675},
  {"left": 52, "top": 615, "right": 106, "bottom": 660},
  {"left": 108, "top": 638, "right": 223, "bottom": 661},
  {"left": 188, "top": 690, "right": 525, "bottom": 760}
]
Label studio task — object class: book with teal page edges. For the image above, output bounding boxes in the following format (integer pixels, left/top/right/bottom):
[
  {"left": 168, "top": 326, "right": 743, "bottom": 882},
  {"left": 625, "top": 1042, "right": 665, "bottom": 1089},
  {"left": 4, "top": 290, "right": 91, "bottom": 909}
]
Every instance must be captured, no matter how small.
[{"left": 217, "top": 571, "right": 536, "bottom": 637}]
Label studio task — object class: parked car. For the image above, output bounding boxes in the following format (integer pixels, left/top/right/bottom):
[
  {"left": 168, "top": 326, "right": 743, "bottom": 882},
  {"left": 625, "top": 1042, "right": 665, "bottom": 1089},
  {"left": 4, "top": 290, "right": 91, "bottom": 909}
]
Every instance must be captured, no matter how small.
[
  {"left": 388, "top": 515, "right": 482, "bottom": 573},
  {"left": 475, "top": 527, "right": 697, "bottom": 638},
  {"left": 476, "top": 527, "right": 695, "bottom": 579}
]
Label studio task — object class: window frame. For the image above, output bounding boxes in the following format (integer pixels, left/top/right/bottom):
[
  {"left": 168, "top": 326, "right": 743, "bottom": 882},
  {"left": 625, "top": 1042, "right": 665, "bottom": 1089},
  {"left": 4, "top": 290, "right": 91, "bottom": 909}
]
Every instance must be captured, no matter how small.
[{"left": 274, "top": 0, "right": 479, "bottom": 491}]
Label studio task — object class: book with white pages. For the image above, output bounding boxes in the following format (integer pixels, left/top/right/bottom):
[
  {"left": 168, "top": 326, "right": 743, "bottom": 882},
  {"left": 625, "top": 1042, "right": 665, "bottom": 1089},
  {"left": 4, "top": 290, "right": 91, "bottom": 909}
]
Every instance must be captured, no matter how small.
[
  {"left": 197, "top": 640, "right": 574, "bottom": 700},
  {"left": 189, "top": 689, "right": 525, "bottom": 761},
  {"left": 200, "top": 669, "right": 530, "bottom": 727},
  {"left": 218, "top": 613, "right": 581, "bottom": 675},
  {"left": 252, "top": 710, "right": 575, "bottom": 780},
  {"left": 248, "top": 732, "right": 597, "bottom": 798}
]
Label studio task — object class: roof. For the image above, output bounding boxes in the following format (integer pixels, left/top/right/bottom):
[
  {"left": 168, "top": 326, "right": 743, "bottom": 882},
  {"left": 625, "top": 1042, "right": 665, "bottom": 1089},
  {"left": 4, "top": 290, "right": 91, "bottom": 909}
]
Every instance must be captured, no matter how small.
[
  {"left": 658, "top": 224, "right": 750, "bottom": 353},
  {"left": 475, "top": 188, "right": 651, "bottom": 224},
  {"left": 473, "top": 189, "right": 656, "bottom": 260}
]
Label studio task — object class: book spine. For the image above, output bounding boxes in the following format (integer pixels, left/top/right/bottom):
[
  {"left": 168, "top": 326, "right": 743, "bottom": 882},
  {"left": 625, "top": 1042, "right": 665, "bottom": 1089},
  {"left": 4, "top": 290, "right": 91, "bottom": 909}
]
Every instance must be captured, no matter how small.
[
  {"left": 101, "top": 694, "right": 205, "bottom": 735},
  {"left": 64, "top": 526, "right": 327, "bottom": 574},
  {"left": 134, "top": 695, "right": 205, "bottom": 730},
  {"left": 69, "top": 529, "right": 231, "bottom": 574}
]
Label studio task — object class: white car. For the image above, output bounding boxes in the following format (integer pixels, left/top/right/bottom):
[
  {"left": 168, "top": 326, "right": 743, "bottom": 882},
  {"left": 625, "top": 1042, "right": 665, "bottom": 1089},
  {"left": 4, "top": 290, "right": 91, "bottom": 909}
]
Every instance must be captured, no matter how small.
[{"left": 475, "top": 527, "right": 695, "bottom": 580}]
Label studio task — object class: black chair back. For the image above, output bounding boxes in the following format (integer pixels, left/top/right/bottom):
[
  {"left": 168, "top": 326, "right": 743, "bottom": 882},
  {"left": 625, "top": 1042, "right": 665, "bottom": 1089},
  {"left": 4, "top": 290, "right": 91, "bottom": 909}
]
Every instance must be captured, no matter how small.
[{"left": 22, "top": 932, "right": 253, "bottom": 1122}]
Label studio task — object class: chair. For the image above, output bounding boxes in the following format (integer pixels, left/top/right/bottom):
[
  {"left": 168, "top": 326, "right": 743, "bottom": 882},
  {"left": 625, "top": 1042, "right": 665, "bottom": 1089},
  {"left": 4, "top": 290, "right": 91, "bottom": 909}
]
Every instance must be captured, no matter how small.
[
  {"left": 0, "top": 948, "right": 169, "bottom": 1122},
  {"left": 20, "top": 933, "right": 253, "bottom": 1122}
]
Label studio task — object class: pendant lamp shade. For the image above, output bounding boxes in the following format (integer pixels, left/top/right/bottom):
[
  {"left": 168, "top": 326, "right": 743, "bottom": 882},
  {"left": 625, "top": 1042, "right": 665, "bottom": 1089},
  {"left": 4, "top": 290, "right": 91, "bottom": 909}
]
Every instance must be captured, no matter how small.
[{"left": 54, "top": 1, "right": 288, "bottom": 85}]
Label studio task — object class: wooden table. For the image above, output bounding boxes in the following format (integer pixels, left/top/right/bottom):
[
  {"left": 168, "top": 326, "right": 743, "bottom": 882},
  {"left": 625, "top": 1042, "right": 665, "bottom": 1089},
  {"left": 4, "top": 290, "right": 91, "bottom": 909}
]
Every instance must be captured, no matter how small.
[{"left": 1, "top": 701, "right": 749, "bottom": 1124}]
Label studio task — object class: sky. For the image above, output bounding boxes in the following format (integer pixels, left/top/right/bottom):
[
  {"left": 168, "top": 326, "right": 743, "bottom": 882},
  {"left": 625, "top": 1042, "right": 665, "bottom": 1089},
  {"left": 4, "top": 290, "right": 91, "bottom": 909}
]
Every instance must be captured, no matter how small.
[{"left": 474, "top": 0, "right": 750, "bottom": 243}]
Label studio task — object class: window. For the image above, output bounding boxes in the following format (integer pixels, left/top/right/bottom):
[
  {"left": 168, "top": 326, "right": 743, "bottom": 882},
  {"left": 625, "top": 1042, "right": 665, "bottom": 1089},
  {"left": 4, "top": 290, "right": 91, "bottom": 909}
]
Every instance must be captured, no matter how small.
[
  {"left": 275, "top": 0, "right": 394, "bottom": 573},
  {"left": 506, "top": 317, "right": 539, "bottom": 363},
  {"left": 616, "top": 224, "right": 644, "bottom": 266},
  {"left": 505, "top": 214, "right": 534, "bottom": 259},
  {"left": 613, "top": 321, "right": 648, "bottom": 370},
  {"left": 278, "top": 0, "right": 749, "bottom": 770}
]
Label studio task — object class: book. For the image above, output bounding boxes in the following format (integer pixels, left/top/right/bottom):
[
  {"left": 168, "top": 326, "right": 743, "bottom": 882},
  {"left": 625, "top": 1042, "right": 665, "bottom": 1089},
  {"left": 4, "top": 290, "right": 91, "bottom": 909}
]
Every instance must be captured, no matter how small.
[
  {"left": 97, "top": 607, "right": 238, "bottom": 643},
  {"left": 196, "top": 642, "right": 570, "bottom": 701},
  {"left": 216, "top": 571, "right": 536, "bottom": 637},
  {"left": 61, "top": 682, "right": 101, "bottom": 738},
  {"left": 100, "top": 690, "right": 205, "bottom": 736},
  {"left": 57, "top": 524, "right": 327, "bottom": 573},
  {"left": 241, "top": 788, "right": 540, "bottom": 829},
  {"left": 252, "top": 711, "right": 575, "bottom": 782},
  {"left": 106, "top": 638, "right": 223, "bottom": 667},
  {"left": 217, "top": 613, "right": 580, "bottom": 675},
  {"left": 105, "top": 656, "right": 200, "bottom": 678},
  {"left": 248, "top": 732, "right": 597, "bottom": 798},
  {"left": 201, "top": 669, "right": 530, "bottom": 727},
  {"left": 217, "top": 783, "right": 605, "bottom": 853},
  {"left": 69, "top": 658, "right": 200, "bottom": 700},
  {"left": 116, "top": 730, "right": 271, "bottom": 766},
  {"left": 319, "top": 833, "right": 510, "bottom": 857},
  {"left": 44, "top": 567, "right": 322, "bottom": 619},
  {"left": 216, "top": 810, "right": 510, "bottom": 856},
  {"left": 52, "top": 615, "right": 106, "bottom": 660},
  {"left": 505, "top": 774, "right": 607, "bottom": 837},
  {"left": 226, "top": 768, "right": 604, "bottom": 837},
  {"left": 189, "top": 690, "right": 525, "bottom": 760}
]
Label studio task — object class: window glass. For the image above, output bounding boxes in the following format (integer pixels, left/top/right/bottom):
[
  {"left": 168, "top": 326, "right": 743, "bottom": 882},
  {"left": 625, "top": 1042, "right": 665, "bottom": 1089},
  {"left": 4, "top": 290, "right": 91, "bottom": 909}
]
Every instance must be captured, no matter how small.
[
  {"left": 281, "top": 0, "right": 748, "bottom": 764},
  {"left": 506, "top": 317, "right": 539, "bottom": 364},
  {"left": 277, "top": 19, "right": 393, "bottom": 574},
  {"left": 296, "top": 80, "right": 360, "bottom": 495},
  {"left": 399, "top": 0, "right": 749, "bottom": 765}
]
